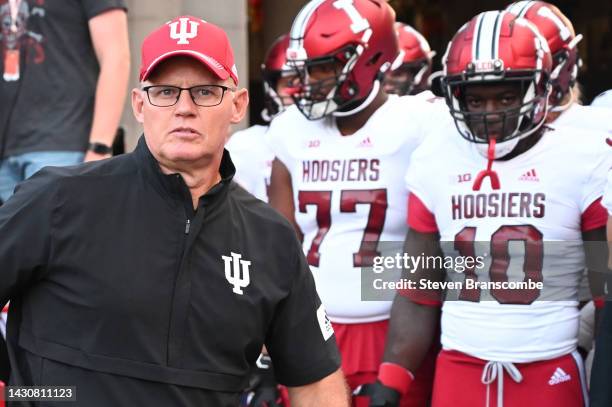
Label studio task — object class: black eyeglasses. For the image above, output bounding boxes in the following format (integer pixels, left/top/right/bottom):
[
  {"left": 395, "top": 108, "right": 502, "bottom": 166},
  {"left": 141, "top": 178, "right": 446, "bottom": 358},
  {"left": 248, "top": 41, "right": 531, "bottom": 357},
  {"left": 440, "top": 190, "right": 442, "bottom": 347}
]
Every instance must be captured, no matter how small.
[{"left": 142, "top": 85, "right": 236, "bottom": 107}]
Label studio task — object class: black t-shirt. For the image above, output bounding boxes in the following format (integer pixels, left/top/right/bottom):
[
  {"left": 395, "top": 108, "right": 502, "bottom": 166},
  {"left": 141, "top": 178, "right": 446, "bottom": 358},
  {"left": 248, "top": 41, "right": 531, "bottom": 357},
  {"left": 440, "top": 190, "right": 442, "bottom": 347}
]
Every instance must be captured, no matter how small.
[
  {"left": 0, "top": 0, "right": 127, "bottom": 156},
  {"left": 0, "top": 138, "right": 341, "bottom": 406}
]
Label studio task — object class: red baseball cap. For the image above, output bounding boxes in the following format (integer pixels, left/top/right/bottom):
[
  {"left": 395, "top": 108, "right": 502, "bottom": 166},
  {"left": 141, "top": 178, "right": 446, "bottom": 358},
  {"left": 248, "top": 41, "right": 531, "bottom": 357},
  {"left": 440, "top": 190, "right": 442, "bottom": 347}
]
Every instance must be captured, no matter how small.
[{"left": 139, "top": 15, "right": 239, "bottom": 84}]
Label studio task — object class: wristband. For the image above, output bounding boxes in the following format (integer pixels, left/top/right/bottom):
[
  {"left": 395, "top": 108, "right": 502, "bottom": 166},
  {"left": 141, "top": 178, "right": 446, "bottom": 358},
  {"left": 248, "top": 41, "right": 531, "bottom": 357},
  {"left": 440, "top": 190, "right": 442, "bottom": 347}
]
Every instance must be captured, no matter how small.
[
  {"left": 377, "top": 362, "right": 414, "bottom": 396},
  {"left": 593, "top": 296, "right": 606, "bottom": 309},
  {"left": 88, "top": 142, "right": 113, "bottom": 155}
]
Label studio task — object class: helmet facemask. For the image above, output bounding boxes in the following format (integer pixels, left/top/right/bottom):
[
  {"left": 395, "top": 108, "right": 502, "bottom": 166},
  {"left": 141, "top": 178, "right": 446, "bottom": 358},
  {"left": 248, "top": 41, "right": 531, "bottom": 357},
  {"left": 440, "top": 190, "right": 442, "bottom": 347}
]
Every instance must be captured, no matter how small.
[
  {"left": 548, "top": 34, "right": 582, "bottom": 111},
  {"left": 443, "top": 68, "right": 550, "bottom": 159},
  {"left": 261, "top": 68, "right": 297, "bottom": 122},
  {"left": 384, "top": 59, "right": 430, "bottom": 96},
  {"left": 288, "top": 44, "right": 373, "bottom": 120}
]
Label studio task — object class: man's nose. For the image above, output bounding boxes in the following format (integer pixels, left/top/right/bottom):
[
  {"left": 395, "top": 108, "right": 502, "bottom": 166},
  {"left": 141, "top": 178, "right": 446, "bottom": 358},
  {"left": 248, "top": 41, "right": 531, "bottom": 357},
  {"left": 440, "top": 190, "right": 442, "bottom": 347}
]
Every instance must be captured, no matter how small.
[
  {"left": 174, "top": 89, "right": 198, "bottom": 114},
  {"left": 485, "top": 99, "right": 503, "bottom": 120}
]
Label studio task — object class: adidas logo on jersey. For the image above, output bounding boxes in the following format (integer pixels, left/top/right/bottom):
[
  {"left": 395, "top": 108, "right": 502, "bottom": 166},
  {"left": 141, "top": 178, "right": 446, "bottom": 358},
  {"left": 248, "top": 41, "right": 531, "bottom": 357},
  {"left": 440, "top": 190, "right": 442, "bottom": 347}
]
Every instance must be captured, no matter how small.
[
  {"left": 357, "top": 137, "right": 373, "bottom": 148},
  {"left": 519, "top": 169, "right": 539, "bottom": 182},
  {"left": 548, "top": 367, "right": 571, "bottom": 385}
]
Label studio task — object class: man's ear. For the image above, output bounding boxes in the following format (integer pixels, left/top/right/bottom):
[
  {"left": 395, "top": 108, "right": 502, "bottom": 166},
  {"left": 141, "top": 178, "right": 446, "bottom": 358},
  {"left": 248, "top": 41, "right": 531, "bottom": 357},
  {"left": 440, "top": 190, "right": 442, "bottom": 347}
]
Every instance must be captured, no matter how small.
[
  {"left": 230, "top": 88, "right": 249, "bottom": 124},
  {"left": 131, "top": 88, "right": 145, "bottom": 124}
]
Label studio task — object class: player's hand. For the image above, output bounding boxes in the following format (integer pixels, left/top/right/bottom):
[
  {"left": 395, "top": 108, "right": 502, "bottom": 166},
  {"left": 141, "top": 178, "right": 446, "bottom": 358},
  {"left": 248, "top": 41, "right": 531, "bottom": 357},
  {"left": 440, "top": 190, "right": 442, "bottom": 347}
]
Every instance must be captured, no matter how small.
[
  {"left": 354, "top": 381, "right": 400, "bottom": 407},
  {"left": 242, "top": 354, "right": 283, "bottom": 407}
]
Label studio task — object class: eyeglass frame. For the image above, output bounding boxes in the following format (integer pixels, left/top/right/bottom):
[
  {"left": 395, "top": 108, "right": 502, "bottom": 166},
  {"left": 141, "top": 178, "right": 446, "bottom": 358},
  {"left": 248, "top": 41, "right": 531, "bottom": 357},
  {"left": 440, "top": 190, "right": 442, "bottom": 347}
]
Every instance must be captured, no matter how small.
[{"left": 141, "top": 84, "right": 237, "bottom": 107}]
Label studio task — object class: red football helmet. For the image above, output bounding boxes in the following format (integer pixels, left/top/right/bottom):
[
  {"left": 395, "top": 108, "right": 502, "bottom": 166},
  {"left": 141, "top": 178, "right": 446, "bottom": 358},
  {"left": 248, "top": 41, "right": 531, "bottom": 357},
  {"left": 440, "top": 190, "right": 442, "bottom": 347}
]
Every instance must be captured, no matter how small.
[
  {"left": 261, "top": 34, "right": 294, "bottom": 121},
  {"left": 443, "top": 10, "right": 552, "bottom": 161},
  {"left": 286, "top": 0, "right": 399, "bottom": 120},
  {"left": 383, "top": 22, "right": 436, "bottom": 96},
  {"left": 506, "top": 1, "right": 582, "bottom": 108}
]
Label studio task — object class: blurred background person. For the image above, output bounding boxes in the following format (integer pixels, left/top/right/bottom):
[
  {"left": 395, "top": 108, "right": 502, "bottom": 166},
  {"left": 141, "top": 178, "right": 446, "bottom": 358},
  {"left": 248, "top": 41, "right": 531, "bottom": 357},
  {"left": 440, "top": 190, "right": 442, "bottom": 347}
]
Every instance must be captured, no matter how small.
[
  {"left": 226, "top": 33, "right": 295, "bottom": 202},
  {"left": 383, "top": 22, "right": 435, "bottom": 96},
  {"left": 0, "top": 0, "right": 130, "bottom": 383},
  {"left": 506, "top": 1, "right": 611, "bottom": 134},
  {"left": 0, "top": 0, "right": 130, "bottom": 204}
]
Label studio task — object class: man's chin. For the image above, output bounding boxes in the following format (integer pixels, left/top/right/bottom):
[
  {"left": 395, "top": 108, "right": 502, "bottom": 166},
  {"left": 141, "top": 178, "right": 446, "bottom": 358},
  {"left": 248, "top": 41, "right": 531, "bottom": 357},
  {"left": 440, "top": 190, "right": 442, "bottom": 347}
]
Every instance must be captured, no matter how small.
[{"left": 160, "top": 146, "right": 211, "bottom": 165}]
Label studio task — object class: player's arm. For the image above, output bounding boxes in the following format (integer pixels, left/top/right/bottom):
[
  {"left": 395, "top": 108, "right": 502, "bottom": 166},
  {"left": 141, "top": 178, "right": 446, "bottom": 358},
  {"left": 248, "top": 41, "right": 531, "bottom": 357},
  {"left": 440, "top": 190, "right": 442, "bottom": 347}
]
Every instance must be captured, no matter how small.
[
  {"left": 362, "top": 190, "right": 444, "bottom": 406},
  {"left": 583, "top": 226, "right": 610, "bottom": 332},
  {"left": 85, "top": 8, "right": 130, "bottom": 162},
  {"left": 269, "top": 158, "right": 303, "bottom": 240},
  {"left": 287, "top": 368, "right": 349, "bottom": 406},
  {"left": 362, "top": 228, "right": 444, "bottom": 406},
  {"left": 384, "top": 229, "right": 444, "bottom": 370}
]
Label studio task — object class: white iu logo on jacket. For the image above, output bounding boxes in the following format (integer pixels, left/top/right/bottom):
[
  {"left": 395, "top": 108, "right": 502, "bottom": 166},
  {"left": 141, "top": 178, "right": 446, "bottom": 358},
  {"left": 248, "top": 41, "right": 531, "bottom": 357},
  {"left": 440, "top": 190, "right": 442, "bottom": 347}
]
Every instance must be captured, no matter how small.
[{"left": 222, "top": 252, "right": 251, "bottom": 295}]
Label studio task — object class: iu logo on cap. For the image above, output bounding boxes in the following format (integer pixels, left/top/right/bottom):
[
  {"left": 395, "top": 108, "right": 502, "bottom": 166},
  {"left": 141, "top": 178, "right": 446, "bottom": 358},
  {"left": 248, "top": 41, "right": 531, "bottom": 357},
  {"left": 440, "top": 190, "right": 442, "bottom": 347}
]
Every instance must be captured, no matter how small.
[{"left": 169, "top": 17, "right": 199, "bottom": 45}]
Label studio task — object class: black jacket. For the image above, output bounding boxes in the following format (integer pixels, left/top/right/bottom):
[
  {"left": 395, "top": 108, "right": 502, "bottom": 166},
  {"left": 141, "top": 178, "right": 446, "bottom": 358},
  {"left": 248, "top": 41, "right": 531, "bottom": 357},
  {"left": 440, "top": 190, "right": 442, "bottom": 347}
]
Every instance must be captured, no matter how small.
[{"left": 0, "top": 137, "right": 340, "bottom": 406}]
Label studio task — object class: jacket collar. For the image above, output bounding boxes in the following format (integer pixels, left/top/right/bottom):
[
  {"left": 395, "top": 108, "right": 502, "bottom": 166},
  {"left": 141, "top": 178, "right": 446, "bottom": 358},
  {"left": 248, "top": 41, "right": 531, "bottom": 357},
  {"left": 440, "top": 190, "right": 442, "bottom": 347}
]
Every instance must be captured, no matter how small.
[{"left": 133, "top": 135, "right": 236, "bottom": 207}]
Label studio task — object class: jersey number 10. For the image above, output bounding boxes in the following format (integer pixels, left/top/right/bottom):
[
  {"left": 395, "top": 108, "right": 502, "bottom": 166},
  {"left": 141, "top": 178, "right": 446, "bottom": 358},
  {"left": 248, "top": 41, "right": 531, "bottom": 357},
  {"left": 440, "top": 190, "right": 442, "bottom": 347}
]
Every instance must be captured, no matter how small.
[{"left": 455, "top": 225, "right": 544, "bottom": 304}]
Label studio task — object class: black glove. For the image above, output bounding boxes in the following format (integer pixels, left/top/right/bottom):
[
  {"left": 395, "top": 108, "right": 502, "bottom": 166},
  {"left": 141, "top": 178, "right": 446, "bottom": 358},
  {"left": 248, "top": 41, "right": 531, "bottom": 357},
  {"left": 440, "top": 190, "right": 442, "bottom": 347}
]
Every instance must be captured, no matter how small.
[
  {"left": 354, "top": 381, "right": 401, "bottom": 407},
  {"left": 242, "top": 354, "right": 283, "bottom": 407}
]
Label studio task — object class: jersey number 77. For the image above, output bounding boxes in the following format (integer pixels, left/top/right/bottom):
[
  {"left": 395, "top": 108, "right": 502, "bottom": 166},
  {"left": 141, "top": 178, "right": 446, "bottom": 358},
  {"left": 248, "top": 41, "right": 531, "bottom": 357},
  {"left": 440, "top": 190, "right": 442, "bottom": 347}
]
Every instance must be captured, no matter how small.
[{"left": 298, "top": 189, "right": 388, "bottom": 267}]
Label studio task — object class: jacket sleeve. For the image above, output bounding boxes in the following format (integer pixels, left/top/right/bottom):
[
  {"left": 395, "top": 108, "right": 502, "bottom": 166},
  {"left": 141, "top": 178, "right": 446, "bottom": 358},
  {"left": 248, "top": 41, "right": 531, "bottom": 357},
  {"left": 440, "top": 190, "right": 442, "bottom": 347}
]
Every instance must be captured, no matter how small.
[
  {"left": 264, "top": 238, "right": 341, "bottom": 387},
  {"left": 0, "top": 169, "right": 58, "bottom": 308}
]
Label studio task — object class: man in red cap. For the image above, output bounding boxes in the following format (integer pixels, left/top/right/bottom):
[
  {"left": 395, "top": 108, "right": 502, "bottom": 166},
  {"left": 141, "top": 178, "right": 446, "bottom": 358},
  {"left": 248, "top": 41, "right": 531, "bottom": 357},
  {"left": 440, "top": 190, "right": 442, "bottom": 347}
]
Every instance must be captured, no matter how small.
[{"left": 0, "top": 16, "right": 348, "bottom": 407}]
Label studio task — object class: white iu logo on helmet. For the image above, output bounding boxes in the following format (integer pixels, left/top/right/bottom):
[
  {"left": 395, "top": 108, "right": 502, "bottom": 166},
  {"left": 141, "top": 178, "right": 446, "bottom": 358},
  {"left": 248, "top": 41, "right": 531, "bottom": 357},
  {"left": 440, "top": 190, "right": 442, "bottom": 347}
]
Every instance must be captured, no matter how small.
[
  {"left": 333, "top": 0, "right": 369, "bottom": 34},
  {"left": 169, "top": 17, "right": 199, "bottom": 45},
  {"left": 222, "top": 252, "right": 251, "bottom": 295}
]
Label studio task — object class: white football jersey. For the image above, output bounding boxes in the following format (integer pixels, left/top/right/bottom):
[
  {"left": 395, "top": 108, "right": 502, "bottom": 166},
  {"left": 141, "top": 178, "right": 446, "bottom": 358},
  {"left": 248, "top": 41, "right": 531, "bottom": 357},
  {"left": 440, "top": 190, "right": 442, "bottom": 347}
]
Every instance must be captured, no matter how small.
[
  {"left": 552, "top": 103, "right": 612, "bottom": 216},
  {"left": 405, "top": 123, "right": 610, "bottom": 362},
  {"left": 225, "top": 125, "right": 273, "bottom": 202},
  {"left": 554, "top": 103, "right": 612, "bottom": 135},
  {"left": 591, "top": 90, "right": 612, "bottom": 109},
  {"left": 268, "top": 94, "right": 441, "bottom": 323}
]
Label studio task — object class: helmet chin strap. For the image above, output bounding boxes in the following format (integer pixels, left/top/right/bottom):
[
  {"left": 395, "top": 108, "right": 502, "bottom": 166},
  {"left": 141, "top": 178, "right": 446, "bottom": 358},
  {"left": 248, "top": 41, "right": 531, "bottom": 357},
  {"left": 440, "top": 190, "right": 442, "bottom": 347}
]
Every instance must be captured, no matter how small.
[
  {"left": 472, "top": 138, "right": 501, "bottom": 191},
  {"left": 333, "top": 79, "right": 381, "bottom": 117}
]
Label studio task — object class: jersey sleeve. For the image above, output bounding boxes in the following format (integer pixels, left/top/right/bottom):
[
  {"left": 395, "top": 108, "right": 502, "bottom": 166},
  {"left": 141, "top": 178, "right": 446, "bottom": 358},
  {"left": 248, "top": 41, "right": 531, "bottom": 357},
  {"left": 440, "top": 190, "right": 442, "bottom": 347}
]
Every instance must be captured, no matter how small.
[
  {"left": 404, "top": 149, "right": 438, "bottom": 232},
  {"left": 265, "top": 240, "right": 341, "bottom": 387},
  {"left": 407, "top": 193, "right": 438, "bottom": 233},
  {"left": 602, "top": 169, "right": 612, "bottom": 216},
  {"left": 80, "top": 0, "right": 127, "bottom": 19},
  {"left": 0, "top": 169, "right": 58, "bottom": 308},
  {"left": 579, "top": 140, "right": 611, "bottom": 230}
]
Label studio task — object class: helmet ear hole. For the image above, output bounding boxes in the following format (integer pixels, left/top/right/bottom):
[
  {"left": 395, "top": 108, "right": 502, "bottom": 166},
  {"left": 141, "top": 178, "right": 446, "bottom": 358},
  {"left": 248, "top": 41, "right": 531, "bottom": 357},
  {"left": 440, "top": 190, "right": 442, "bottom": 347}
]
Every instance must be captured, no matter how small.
[{"left": 367, "top": 52, "right": 382, "bottom": 67}]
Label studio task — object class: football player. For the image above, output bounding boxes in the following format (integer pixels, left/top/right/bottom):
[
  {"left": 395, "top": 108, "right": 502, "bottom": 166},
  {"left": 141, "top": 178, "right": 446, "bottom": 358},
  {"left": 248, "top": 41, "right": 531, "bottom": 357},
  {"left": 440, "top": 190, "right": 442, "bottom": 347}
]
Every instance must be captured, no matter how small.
[
  {"left": 225, "top": 34, "right": 295, "bottom": 202},
  {"left": 507, "top": 1, "right": 611, "bottom": 368},
  {"left": 506, "top": 1, "right": 612, "bottom": 134},
  {"left": 267, "top": 0, "right": 439, "bottom": 406},
  {"left": 372, "top": 10, "right": 609, "bottom": 407},
  {"left": 383, "top": 22, "right": 436, "bottom": 96},
  {"left": 590, "top": 170, "right": 612, "bottom": 407}
]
